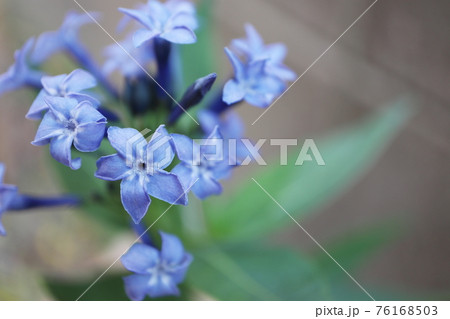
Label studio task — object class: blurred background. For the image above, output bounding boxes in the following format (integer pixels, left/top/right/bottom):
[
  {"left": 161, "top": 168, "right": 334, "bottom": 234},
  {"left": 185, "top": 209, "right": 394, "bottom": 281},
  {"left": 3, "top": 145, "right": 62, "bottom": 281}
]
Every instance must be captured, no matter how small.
[{"left": 0, "top": 0, "right": 449, "bottom": 300}]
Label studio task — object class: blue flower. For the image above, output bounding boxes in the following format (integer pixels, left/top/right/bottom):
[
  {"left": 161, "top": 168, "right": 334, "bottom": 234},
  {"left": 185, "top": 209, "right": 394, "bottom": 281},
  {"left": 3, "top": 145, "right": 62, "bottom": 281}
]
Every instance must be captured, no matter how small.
[
  {"left": 0, "top": 37, "right": 44, "bottom": 96},
  {"left": 95, "top": 125, "right": 188, "bottom": 224},
  {"left": 222, "top": 47, "right": 286, "bottom": 108},
  {"left": 198, "top": 109, "right": 249, "bottom": 165},
  {"left": 26, "top": 69, "right": 99, "bottom": 120},
  {"left": 119, "top": 0, "right": 198, "bottom": 47},
  {"left": 0, "top": 163, "right": 18, "bottom": 236},
  {"left": 172, "top": 127, "right": 230, "bottom": 200},
  {"left": 30, "top": 11, "right": 99, "bottom": 64},
  {"left": 32, "top": 97, "right": 107, "bottom": 170},
  {"left": 103, "top": 34, "right": 154, "bottom": 78},
  {"left": 231, "top": 24, "right": 297, "bottom": 82},
  {"left": 121, "top": 232, "right": 193, "bottom": 300}
]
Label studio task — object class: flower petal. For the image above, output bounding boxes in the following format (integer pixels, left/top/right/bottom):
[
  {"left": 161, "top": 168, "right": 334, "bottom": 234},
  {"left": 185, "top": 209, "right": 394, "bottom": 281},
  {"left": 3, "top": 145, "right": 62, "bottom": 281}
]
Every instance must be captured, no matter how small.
[
  {"left": 120, "top": 174, "right": 150, "bottom": 224},
  {"left": 160, "top": 232, "right": 185, "bottom": 265},
  {"left": 123, "top": 275, "right": 151, "bottom": 301},
  {"left": 45, "top": 96, "right": 78, "bottom": 121},
  {"left": 95, "top": 154, "right": 130, "bottom": 181},
  {"left": 224, "top": 47, "right": 245, "bottom": 80},
  {"left": 30, "top": 31, "right": 63, "bottom": 64},
  {"left": 146, "top": 125, "right": 174, "bottom": 170},
  {"left": 68, "top": 93, "right": 100, "bottom": 107},
  {"left": 133, "top": 29, "right": 160, "bottom": 48},
  {"left": 74, "top": 122, "right": 106, "bottom": 152},
  {"left": 223, "top": 79, "right": 245, "bottom": 105},
  {"left": 191, "top": 174, "right": 222, "bottom": 200},
  {"left": 49, "top": 134, "right": 81, "bottom": 170},
  {"left": 64, "top": 69, "right": 97, "bottom": 92},
  {"left": 171, "top": 163, "right": 194, "bottom": 192},
  {"left": 146, "top": 171, "right": 188, "bottom": 206},
  {"left": 147, "top": 275, "right": 179, "bottom": 298},
  {"left": 121, "top": 243, "right": 160, "bottom": 274},
  {"left": 72, "top": 101, "right": 105, "bottom": 124},
  {"left": 171, "top": 134, "right": 196, "bottom": 164},
  {"left": 26, "top": 90, "right": 50, "bottom": 120},
  {"left": 107, "top": 126, "right": 146, "bottom": 159},
  {"left": 245, "top": 23, "right": 264, "bottom": 51},
  {"left": 31, "top": 111, "right": 65, "bottom": 146},
  {"left": 160, "top": 27, "right": 196, "bottom": 44},
  {"left": 118, "top": 8, "right": 153, "bottom": 29},
  {"left": 41, "top": 74, "right": 67, "bottom": 94}
]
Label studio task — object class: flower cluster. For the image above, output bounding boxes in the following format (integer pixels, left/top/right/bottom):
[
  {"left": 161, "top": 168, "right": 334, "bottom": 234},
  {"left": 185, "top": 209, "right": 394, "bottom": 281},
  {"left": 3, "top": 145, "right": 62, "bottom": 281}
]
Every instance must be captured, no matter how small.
[
  {"left": 223, "top": 24, "right": 296, "bottom": 108},
  {"left": 0, "top": 0, "right": 294, "bottom": 299}
]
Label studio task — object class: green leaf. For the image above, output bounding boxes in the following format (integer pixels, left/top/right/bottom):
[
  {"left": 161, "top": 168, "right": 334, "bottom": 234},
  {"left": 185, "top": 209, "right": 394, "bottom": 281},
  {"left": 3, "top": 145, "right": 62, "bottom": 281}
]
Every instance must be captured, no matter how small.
[
  {"left": 315, "top": 221, "right": 400, "bottom": 274},
  {"left": 205, "top": 98, "right": 415, "bottom": 241},
  {"left": 314, "top": 222, "right": 401, "bottom": 301},
  {"left": 189, "top": 243, "right": 330, "bottom": 300}
]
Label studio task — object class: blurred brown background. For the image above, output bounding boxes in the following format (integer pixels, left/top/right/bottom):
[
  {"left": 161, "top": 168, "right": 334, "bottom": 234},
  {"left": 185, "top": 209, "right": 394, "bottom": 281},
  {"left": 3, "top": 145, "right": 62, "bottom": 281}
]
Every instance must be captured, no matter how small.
[{"left": 0, "top": 0, "right": 449, "bottom": 300}]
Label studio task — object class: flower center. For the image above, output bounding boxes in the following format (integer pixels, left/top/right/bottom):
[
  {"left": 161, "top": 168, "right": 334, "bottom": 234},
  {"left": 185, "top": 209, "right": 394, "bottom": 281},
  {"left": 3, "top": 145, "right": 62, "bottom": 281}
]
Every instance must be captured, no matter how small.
[
  {"left": 138, "top": 161, "right": 147, "bottom": 171},
  {"left": 65, "top": 119, "right": 77, "bottom": 132}
]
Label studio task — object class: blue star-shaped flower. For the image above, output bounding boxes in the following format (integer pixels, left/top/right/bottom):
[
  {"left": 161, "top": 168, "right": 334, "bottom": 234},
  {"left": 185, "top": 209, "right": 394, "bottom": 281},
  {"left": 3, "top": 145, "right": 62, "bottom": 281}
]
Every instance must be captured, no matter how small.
[
  {"left": 119, "top": 0, "right": 198, "bottom": 47},
  {"left": 103, "top": 34, "right": 155, "bottom": 78},
  {"left": 222, "top": 47, "right": 286, "bottom": 108},
  {"left": 32, "top": 97, "right": 107, "bottom": 170},
  {"left": 95, "top": 125, "right": 188, "bottom": 224},
  {"left": 26, "top": 69, "right": 100, "bottom": 120},
  {"left": 0, "top": 37, "right": 44, "bottom": 97},
  {"left": 0, "top": 163, "right": 18, "bottom": 236},
  {"left": 172, "top": 127, "right": 230, "bottom": 200},
  {"left": 231, "top": 24, "right": 297, "bottom": 82},
  {"left": 30, "top": 11, "right": 99, "bottom": 65},
  {"left": 121, "top": 231, "right": 193, "bottom": 300}
]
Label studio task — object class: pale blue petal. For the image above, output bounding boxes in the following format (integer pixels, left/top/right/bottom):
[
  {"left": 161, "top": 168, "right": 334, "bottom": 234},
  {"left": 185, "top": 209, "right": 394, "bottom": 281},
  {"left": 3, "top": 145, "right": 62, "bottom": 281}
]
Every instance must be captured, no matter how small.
[
  {"left": 123, "top": 275, "right": 151, "bottom": 301},
  {"left": 146, "top": 125, "right": 174, "bottom": 169},
  {"left": 133, "top": 29, "right": 159, "bottom": 48},
  {"left": 64, "top": 69, "right": 97, "bottom": 92},
  {"left": 107, "top": 127, "right": 146, "bottom": 159},
  {"left": 45, "top": 96, "right": 77, "bottom": 120},
  {"left": 191, "top": 175, "right": 222, "bottom": 200},
  {"left": 223, "top": 79, "right": 245, "bottom": 105},
  {"left": 120, "top": 174, "right": 150, "bottom": 224},
  {"left": 160, "top": 232, "right": 185, "bottom": 265},
  {"left": 171, "top": 134, "right": 196, "bottom": 163},
  {"left": 95, "top": 154, "right": 130, "bottom": 181},
  {"left": 245, "top": 23, "right": 264, "bottom": 51},
  {"left": 26, "top": 90, "right": 50, "bottom": 120},
  {"left": 118, "top": 8, "right": 153, "bottom": 29},
  {"left": 50, "top": 134, "right": 81, "bottom": 170},
  {"left": 31, "top": 31, "right": 63, "bottom": 64},
  {"left": 171, "top": 163, "right": 194, "bottom": 192},
  {"left": 41, "top": 74, "right": 67, "bottom": 94},
  {"left": 31, "top": 111, "right": 65, "bottom": 146},
  {"left": 225, "top": 47, "right": 244, "bottom": 80},
  {"left": 74, "top": 122, "right": 106, "bottom": 152},
  {"left": 160, "top": 27, "right": 196, "bottom": 44},
  {"left": 146, "top": 171, "right": 187, "bottom": 206},
  {"left": 266, "top": 43, "right": 287, "bottom": 63},
  {"left": 121, "top": 243, "right": 160, "bottom": 274},
  {"left": 71, "top": 101, "right": 105, "bottom": 124},
  {"left": 147, "top": 276, "right": 179, "bottom": 298},
  {"left": 68, "top": 93, "right": 101, "bottom": 107}
]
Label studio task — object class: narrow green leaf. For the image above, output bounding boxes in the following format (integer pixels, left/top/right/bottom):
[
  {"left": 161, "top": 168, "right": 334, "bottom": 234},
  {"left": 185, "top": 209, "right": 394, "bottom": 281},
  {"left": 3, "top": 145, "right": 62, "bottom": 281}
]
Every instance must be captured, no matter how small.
[
  {"left": 189, "top": 243, "right": 329, "bottom": 300},
  {"left": 205, "top": 98, "right": 415, "bottom": 240}
]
